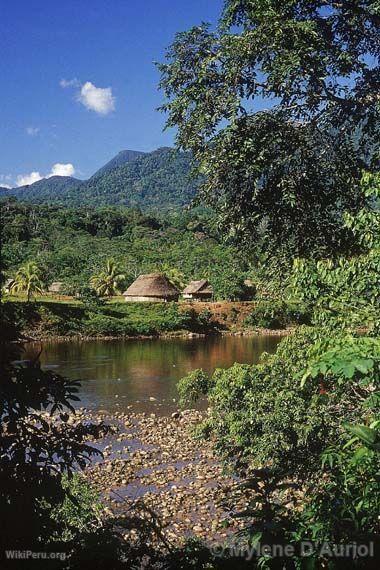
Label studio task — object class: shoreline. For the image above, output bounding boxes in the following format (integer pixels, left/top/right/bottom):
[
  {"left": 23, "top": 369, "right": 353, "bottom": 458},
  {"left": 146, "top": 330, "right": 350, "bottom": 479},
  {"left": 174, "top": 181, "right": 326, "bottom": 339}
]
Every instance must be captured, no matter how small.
[
  {"left": 70, "top": 407, "right": 254, "bottom": 546},
  {"left": 22, "top": 327, "right": 292, "bottom": 343}
]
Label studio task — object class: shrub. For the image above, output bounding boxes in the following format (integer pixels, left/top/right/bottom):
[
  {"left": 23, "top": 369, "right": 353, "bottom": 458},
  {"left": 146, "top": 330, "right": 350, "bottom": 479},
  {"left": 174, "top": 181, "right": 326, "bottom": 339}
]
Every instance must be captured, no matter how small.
[{"left": 245, "top": 300, "right": 311, "bottom": 329}]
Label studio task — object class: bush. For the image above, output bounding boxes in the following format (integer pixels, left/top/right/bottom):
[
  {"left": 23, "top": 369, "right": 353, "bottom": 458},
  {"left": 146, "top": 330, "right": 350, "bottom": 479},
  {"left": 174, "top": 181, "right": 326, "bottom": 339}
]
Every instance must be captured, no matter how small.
[
  {"left": 245, "top": 300, "right": 311, "bottom": 329},
  {"left": 49, "top": 474, "right": 104, "bottom": 542}
]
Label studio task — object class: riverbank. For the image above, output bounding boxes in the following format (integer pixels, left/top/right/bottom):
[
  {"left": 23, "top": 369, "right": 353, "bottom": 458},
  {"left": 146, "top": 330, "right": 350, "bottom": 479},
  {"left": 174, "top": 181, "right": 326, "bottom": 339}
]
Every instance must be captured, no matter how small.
[
  {"left": 71, "top": 407, "right": 256, "bottom": 546},
  {"left": 3, "top": 298, "right": 299, "bottom": 341}
]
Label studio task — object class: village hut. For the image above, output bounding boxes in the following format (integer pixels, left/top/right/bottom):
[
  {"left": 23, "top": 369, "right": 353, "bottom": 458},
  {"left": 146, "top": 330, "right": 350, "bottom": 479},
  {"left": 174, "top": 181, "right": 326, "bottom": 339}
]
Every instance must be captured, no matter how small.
[
  {"left": 48, "top": 281, "right": 64, "bottom": 294},
  {"left": 123, "top": 273, "right": 179, "bottom": 303},
  {"left": 182, "top": 279, "right": 213, "bottom": 301}
]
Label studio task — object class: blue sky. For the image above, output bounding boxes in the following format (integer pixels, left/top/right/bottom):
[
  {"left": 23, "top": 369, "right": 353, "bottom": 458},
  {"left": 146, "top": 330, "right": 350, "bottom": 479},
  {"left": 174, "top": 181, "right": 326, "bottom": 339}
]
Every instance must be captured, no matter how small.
[{"left": 0, "top": 0, "right": 222, "bottom": 187}]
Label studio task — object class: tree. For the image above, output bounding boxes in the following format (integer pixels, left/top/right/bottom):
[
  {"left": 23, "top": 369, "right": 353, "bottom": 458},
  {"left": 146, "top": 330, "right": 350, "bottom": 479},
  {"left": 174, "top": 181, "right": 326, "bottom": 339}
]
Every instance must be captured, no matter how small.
[
  {"left": 90, "top": 258, "right": 126, "bottom": 297},
  {"left": 10, "top": 260, "right": 44, "bottom": 301},
  {"left": 159, "top": 1, "right": 380, "bottom": 258},
  {"left": 0, "top": 300, "right": 107, "bottom": 563},
  {"left": 159, "top": 265, "right": 186, "bottom": 290},
  {"left": 177, "top": 173, "right": 380, "bottom": 567}
]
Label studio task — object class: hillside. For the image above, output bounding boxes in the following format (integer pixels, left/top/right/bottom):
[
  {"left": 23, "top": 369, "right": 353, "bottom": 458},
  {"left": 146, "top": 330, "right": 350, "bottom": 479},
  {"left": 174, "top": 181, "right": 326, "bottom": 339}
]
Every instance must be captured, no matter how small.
[
  {"left": 1, "top": 200, "right": 247, "bottom": 301},
  {"left": 1, "top": 176, "right": 83, "bottom": 202},
  {"left": 92, "top": 149, "right": 146, "bottom": 177},
  {"left": 2, "top": 148, "right": 199, "bottom": 212},
  {"left": 64, "top": 147, "right": 198, "bottom": 210}
]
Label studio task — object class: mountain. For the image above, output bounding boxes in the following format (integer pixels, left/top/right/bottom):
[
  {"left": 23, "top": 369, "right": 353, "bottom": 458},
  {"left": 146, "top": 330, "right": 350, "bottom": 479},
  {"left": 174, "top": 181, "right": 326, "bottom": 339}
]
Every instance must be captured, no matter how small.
[
  {"left": 1, "top": 176, "right": 83, "bottom": 203},
  {"left": 1, "top": 147, "right": 199, "bottom": 212},
  {"left": 62, "top": 147, "right": 198, "bottom": 210},
  {"left": 92, "top": 149, "right": 146, "bottom": 177}
]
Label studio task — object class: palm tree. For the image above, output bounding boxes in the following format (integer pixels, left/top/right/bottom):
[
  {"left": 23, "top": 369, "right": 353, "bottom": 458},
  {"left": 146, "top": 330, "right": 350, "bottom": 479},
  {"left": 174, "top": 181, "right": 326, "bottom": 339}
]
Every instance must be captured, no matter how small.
[
  {"left": 160, "top": 265, "right": 185, "bottom": 290},
  {"left": 90, "top": 258, "right": 126, "bottom": 297},
  {"left": 10, "top": 261, "right": 44, "bottom": 302}
]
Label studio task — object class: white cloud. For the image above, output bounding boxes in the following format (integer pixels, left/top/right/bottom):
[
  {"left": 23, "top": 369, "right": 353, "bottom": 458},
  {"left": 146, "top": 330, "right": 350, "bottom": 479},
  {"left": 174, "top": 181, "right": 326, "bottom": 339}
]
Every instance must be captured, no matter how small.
[
  {"left": 16, "top": 171, "right": 43, "bottom": 186},
  {"left": 0, "top": 183, "right": 12, "bottom": 189},
  {"left": 60, "top": 78, "right": 115, "bottom": 115},
  {"left": 78, "top": 81, "right": 115, "bottom": 115},
  {"left": 15, "top": 163, "right": 76, "bottom": 187},
  {"left": 26, "top": 126, "right": 40, "bottom": 136},
  {"left": 60, "top": 78, "right": 80, "bottom": 88},
  {"left": 49, "top": 163, "right": 75, "bottom": 177}
]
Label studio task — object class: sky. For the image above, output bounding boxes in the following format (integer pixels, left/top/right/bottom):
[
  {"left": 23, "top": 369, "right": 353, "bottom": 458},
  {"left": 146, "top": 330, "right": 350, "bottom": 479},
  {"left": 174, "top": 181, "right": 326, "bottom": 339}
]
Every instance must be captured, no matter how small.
[{"left": 0, "top": 0, "right": 223, "bottom": 187}]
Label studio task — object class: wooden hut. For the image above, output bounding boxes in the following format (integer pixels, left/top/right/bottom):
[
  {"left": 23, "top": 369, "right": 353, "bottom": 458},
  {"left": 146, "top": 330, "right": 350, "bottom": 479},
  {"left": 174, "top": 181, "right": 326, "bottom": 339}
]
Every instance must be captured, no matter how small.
[
  {"left": 123, "top": 273, "right": 179, "bottom": 303},
  {"left": 182, "top": 279, "right": 213, "bottom": 301},
  {"left": 48, "top": 281, "right": 63, "bottom": 294}
]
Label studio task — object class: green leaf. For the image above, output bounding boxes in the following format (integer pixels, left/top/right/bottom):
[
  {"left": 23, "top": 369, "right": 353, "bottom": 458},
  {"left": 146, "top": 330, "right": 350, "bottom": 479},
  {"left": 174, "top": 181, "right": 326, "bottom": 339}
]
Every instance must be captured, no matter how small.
[{"left": 343, "top": 423, "right": 377, "bottom": 445}]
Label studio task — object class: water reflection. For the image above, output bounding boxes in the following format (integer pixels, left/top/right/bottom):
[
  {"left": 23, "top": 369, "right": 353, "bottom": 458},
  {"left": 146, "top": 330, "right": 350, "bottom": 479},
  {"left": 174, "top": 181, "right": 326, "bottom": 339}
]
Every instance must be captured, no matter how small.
[{"left": 34, "top": 335, "right": 282, "bottom": 414}]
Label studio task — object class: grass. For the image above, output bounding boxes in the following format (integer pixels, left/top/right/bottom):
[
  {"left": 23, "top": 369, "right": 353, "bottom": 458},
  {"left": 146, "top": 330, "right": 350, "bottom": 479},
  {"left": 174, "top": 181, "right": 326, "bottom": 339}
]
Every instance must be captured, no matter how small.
[{"left": 2, "top": 297, "right": 214, "bottom": 338}]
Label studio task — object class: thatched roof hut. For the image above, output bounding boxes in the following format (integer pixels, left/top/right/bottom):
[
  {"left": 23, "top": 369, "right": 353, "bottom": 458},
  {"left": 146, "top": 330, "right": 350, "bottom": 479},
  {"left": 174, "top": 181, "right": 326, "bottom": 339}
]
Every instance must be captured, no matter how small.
[
  {"left": 48, "top": 281, "right": 63, "bottom": 293},
  {"left": 183, "top": 279, "right": 213, "bottom": 300},
  {"left": 123, "top": 273, "right": 179, "bottom": 302}
]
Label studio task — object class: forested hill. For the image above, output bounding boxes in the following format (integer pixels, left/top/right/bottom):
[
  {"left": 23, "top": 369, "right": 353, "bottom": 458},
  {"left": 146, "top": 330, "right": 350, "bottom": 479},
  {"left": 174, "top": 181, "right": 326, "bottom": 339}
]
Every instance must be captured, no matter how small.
[
  {"left": 0, "top": 176, "right": 84, "bottom": 203},
  {"left": 1, "top": 148, "right": 199, "bottom": 212},
  {"left": 92, "top": 149, "right": 146, "bottom": 177},
  {"left": 64, "top": 147, "right": 198, "bottom": 210}
]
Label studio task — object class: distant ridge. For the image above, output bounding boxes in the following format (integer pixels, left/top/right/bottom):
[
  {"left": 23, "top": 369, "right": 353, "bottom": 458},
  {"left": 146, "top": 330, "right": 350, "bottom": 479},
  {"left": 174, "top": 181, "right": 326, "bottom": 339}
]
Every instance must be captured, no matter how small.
[
  {"left": 1, "top": 147, "right": 198, "bottom": 212},
  {"left": 0, "top": 176, "right": 83, "bottom": 202},
  {"left": 92, "top": 149, "right": 146, "bottom": 178}
]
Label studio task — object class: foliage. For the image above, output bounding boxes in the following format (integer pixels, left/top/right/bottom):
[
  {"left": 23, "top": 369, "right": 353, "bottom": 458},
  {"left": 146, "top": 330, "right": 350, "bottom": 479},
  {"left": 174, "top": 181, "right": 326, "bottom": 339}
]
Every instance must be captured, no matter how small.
[
  {"left": 49, "top": 473, "right": 104, "bottom": 542},
  {"left": 245, "top": 300, "right": 311, "bottom": 330},
  {"left": 159, "top": 0, "right": 379, "bottom": 258},
  {"left": 90, "top": 258, "right": 126, "bottom": 297},
  {"left": 210, "top": 265, "right": 246, "bottom": 301},
  {"left": 77, "top": 286, "right": 106, "bottom": 309},
  {"left": 289, "top": 172, "right": 380, "bottom": 330},
  {"left": 177, "top": 173, "right": 380, "bottom": 566},
  {"left": 0, "top": 305, "right": 110, "bottom": 561},
  {"left": 178, "top": 328, "right": 380, "bottom": 566},
  {"left": 1, "top": 300, "right": 214, "bottom": 338},
  {"left": 10, "top": 260, "right": 45, "bottom": 301},
  {"left": 1, "top": 199, "right": 249, "bottom": 302},
  {"left": 3, "top": 147, "right": 198, "bottom": 212}
]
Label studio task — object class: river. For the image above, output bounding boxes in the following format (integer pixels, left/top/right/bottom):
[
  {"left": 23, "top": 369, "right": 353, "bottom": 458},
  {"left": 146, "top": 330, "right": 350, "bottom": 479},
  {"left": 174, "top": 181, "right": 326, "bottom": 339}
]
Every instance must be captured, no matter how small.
[{"left": 31, "top": 335, "right": 282, "bottom": 414}]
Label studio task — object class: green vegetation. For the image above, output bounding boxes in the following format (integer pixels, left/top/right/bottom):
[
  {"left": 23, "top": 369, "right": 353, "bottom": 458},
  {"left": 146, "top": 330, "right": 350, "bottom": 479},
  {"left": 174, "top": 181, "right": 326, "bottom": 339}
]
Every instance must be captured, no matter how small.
[
  {"left": 1, "top": 0, "right": 379, "bottom": 566},
  {"left": 164, "top": 0, "right": 380, "bottom": 565},
  {"left": 159, "top": 0, "right": 378, "bottom": 264},
  {"left": 90, "top": 258, "right": 126, "bottom": 297},
  {"left": 2, "top": 147, "right": 198, "bottom": 212},
  {"left": 245, "top": 300, "right": 311, "bottom": 330},
  {"left": 9, "top": 260, "right": 44, "bottom": 301},
  {"left": 177, "top": 174, "right": 380, "bottom": 568},
  {"left": 2, "top": 299, "right": 215, "bottom": 337},
  {"left": 1, "top": 199, "right": 249, "bottom": 303}
]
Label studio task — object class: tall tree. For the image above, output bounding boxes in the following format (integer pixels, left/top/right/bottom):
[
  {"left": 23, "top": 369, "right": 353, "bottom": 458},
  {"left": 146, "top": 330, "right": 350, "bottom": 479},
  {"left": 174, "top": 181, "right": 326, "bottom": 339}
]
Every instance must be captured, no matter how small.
[
  {"left": 90, "top": 258, "right": 126, "bottom": 297},
  {"left": 10, "top": 261, "right": 44, "bottom": 301},
  {"left": 159, "top": 0, "right": 380, "bottom": 258}
]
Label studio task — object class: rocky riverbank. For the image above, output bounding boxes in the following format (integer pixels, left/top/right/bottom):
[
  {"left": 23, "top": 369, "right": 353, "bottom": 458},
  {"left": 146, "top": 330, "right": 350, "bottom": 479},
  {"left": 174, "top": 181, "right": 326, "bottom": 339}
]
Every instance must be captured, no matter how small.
[{"left": 76, "top": 407, "right": 252, "bottom": 546}]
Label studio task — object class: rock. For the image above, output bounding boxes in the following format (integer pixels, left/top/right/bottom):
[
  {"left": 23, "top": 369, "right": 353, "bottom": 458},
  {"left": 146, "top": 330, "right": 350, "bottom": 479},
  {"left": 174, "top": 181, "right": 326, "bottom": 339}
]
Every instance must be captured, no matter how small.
[{"left": 171, "top": 411, "right": 182, "bottom": 419}]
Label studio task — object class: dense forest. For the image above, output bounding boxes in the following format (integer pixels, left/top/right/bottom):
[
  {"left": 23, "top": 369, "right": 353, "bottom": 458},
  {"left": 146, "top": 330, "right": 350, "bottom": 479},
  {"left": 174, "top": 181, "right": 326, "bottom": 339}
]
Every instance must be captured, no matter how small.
[
  {"left": 0, "top": 147, "right": 198, "bottom": 212},
  {"left": 1, "top": 198, "right": 248, "bottom": 300}
]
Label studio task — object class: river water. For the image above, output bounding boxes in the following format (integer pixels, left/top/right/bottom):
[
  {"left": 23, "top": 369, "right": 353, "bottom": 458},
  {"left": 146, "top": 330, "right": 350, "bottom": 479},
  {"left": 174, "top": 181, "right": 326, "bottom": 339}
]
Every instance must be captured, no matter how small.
[{"left": 32, "top": 335, "right": 282, "bottom": 414}]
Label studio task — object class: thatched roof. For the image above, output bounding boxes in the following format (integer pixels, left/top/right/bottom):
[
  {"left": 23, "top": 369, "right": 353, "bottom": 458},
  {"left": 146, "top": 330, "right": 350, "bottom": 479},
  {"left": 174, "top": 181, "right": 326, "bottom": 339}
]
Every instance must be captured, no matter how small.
[
  {"left": 123, "top": 273, "right": 179, "bottom": 297},
  {"left": 183, "top": 279, "right": 213, "bottom": 295}
]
